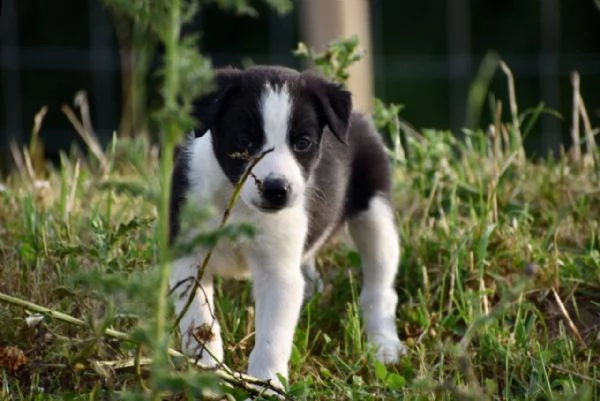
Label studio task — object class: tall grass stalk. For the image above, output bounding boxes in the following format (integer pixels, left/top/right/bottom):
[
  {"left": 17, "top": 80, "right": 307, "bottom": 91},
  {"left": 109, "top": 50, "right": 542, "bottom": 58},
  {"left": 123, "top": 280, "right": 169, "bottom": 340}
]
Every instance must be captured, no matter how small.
[{"left": 152, "top": 1, "right": 182, "bottom": 398}]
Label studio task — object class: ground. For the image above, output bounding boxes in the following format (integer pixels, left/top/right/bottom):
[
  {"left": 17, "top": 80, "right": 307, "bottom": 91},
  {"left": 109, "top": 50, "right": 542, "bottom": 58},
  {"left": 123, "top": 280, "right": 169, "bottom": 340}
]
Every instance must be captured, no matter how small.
[{"left": 1, "top": 123, "right": 600, "bottom": 400}]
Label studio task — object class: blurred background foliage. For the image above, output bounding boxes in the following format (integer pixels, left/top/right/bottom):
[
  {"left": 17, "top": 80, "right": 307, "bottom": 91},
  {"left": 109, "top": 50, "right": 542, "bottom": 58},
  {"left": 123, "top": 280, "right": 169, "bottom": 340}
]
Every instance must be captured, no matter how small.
[{"left": 1, "top": 0, "right": 599, "bottom": 170}]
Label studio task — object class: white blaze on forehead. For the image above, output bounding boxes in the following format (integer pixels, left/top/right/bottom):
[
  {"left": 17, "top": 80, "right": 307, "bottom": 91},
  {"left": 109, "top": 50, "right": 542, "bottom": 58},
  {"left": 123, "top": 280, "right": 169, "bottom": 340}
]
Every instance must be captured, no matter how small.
[
  {"left": 259, "top": 83, "right": 292, "bottom": 148},
  {"left": 240, "top": 81, "right": 305, "bottom": 210}
]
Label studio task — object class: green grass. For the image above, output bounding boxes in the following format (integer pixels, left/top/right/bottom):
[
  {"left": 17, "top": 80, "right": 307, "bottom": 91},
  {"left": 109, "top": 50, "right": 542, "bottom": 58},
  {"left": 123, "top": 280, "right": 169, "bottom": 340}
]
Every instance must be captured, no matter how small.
[{"left": 2, "top": 72, "right": 600, "bottom": 400}]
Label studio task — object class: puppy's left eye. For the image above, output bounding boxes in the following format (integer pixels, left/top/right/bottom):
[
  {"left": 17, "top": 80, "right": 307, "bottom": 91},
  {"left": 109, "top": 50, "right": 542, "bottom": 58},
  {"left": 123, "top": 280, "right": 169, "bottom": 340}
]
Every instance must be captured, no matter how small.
[{"left": 292, "top": 137, "right": 313, "bottom": 152}]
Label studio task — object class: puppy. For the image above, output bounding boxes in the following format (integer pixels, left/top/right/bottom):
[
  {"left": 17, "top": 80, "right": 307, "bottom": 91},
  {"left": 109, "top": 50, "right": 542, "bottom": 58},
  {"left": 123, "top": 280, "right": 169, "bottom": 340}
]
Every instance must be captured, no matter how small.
[{"left": 168, "top": 65, "right": 405, "bottom": 388}]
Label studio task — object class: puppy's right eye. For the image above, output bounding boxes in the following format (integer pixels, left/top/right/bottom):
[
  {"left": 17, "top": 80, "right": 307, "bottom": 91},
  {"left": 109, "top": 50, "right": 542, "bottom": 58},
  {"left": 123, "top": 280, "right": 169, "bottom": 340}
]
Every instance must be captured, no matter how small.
[{"left": 235, "top": 133, "right": 252, "bottom": 150}]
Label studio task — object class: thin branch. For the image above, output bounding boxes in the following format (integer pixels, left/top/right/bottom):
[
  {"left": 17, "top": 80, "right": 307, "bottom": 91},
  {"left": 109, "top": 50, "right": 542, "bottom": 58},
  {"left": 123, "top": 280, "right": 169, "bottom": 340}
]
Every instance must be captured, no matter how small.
[
  {"left": 576, "top": 89, "right": 598, "bottom": 167},
  {"left": 9, "top": 140, "right": 27, "bottom": 180},
  {"left": 61, "top": 104, "right": 109, "bottom": 173},
  {"left": 0, "top": 291, "right": 290, "bottom": 399},
  {"left": 74, "top": 91, "right": 102, "bottom": 148},
  {"left": 97, "top": 357, "right": 153, "bottom": 370},
  {"left": 172, "top": 147, "right": 274, "bottom": 333},
  {"left": 22, "top": 144, "right": 37, "bottom": 182},
  {"left": 499, "top": 61, "right": 524, "bottom": 158},
  {"left": 548, "top": 363, "right": 600, "bottom": 385},
  {"left": 65, "top": 158, "right": 81, "bottom": 220},
  {"left": 550, "top": 288, "right": 586, "bottom": 348}
]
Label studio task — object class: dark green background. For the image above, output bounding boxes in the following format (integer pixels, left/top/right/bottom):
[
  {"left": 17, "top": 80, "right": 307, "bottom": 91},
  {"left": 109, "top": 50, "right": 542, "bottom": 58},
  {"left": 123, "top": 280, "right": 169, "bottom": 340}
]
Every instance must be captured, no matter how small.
[{"left": 1, "top": 0, "right": 599, "bottom": 165}]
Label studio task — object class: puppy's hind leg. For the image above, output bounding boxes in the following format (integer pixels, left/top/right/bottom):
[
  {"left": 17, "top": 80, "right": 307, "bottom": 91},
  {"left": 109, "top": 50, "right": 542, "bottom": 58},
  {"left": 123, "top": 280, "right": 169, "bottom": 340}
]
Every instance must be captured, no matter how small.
[
  {"left": 348, "top": 195, "right": 406, "bottom": 364},
  {"left": 170, "top": 255, "right": 224, "bottom": 367},
  {"left": 301, "top": 256, "right": 323, "bottom": 300}
]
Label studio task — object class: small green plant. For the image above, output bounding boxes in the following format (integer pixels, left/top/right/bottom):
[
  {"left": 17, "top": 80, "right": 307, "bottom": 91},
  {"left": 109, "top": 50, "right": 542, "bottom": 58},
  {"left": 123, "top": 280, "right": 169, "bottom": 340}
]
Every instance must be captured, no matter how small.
[
  {"left": 294, "top": 36, "right": 407, "bottom": 164},
  {"left": 294, "top": 35, "right": 365, "bottom": 85}
]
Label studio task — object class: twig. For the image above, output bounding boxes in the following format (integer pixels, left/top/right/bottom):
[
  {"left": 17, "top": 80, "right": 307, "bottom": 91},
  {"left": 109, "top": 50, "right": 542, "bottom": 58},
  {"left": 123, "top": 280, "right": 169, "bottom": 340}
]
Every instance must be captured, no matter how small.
[
  {"left": 61, "top": 103, "right": 109, "bottom": 173},
  {"left": 447, "top": 259, "right": 456, "bottom": 315},
  {"left": 478, "top": 258, "right": 489, "bottom": 316},
  {"left": 74, "top": 91, "right": 101, "bottom": 148},
  {"left": 0, "top": 292, "right": 130, "bottom": 341},
  {"left": 96, "top": 357, "right": 154, "bottom": 370},
  {"left": 576, "top": 88, "right": 598, "bottom": 167},
  {"left": 22, "top": 144, "right": 37, "bottom": 182},
  {"left": 550, "top": 288, "right": 586, "bottom": 348},
  {"left": 29, "top": 106, "right": 48, "bottom": 174},
  {"left": 499, "top": 61, "right": 524, "bottom": 159},
  {"left": 9, "top": 140, "right": 27, "bottom": 180},
  {"left": 30, "top": 106, "right": 48, "bottom": 149},
  {"left": 0, "top": 291, "right": 291, "bottom": 399},
  {"left": 172, "top": 147, "right": 274, "bottom": 333},
  {"left": 65, "top": 158, "right": 81, "bottom": 220},
  {"left": 548, "top": 363, "right": 600, "bottom": 385}
]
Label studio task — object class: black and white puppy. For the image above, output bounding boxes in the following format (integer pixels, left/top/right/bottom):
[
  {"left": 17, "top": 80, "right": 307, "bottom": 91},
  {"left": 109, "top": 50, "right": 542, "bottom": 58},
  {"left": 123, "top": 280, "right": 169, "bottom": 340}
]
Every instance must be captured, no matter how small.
[{"left": 168, "top": 65, "right": 405, "bottom": 387}]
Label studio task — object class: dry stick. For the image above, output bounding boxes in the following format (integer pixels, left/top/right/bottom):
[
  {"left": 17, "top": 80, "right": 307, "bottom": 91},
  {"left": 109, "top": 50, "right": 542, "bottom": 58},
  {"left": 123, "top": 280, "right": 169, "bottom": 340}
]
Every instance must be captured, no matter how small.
[
  {"left": 477, "top": 256, "right": 489, "bottom": 316},
  {"left": 499, "top": 61, "right": 524, "bottom": 159},
  {"left": 577, "top": 90, "right": 599, "bottom": 167},
  {"left": 8, "top": 140, "right": 26, "bottom": 176},
  {"left": 578, "top": 93, "right": 596, "bottom": 148},
  {"left": 550, "top": 288, "right": 586, "bottom": 348},
  {"left": 29, "top": 106, "right": 48, "bottom": 168},
  {"left": 97, "top": 357, "right": 154, "bottom": 370},
  {"left": 172, "top": 147, "right": 274, "bottom": 334},
  {"left": 0, "top": 291, "right": 290, "bottom": 399},
  {"left": 30, "top": 106, "right": 48, "bottom": 146},
  {"left": 74, "top": 91, "right": 102, "bottom": 148},
  {"left": 22, "top": 146, "right": 37, "bottom": 183},
  {"left": 548, "top": 363, "right": 600, "bottom": 385},
  {"left": 446, "top": 258, "right": 456, "bottom": 315},
  {"left": 62, "top": 158, "right": 81, "bottom": 221},
  {"left": 61, "top": 104, "right": 109, "bottom": 173},
  {"left": 571, "top": 72, "right": 582, "bottom": 163}
]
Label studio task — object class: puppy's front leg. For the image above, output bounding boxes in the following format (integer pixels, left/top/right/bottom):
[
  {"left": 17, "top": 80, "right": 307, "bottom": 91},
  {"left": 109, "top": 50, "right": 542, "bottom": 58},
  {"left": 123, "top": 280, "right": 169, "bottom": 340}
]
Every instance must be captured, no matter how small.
[
  {"left": 247, "top": 257, "right": 305, "bottom": 386},
  {"left": 170, "top": 255, "right": 223, "bottom": 367}
]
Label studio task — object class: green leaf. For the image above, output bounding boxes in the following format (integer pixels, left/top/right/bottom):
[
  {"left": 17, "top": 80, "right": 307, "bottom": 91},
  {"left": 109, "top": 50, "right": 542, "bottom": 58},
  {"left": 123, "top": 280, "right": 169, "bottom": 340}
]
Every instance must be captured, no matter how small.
[
  {"left": 293, "top": 36, "right": 364, "bottom": 85},
  {"left": 289, "top": 380, "right": 310, "bottom": 397},
  {"left": 374, "top": 360, "right": 388, "bottom": 382},
  {"left": 385, "top": 373, "right": 406, "bottom": 391}
]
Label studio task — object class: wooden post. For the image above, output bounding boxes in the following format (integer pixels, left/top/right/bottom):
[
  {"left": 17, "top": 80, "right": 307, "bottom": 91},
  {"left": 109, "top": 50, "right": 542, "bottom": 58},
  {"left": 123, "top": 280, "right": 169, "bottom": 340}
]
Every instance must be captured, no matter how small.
[{"left": 298, "top": 0, "right": 374, "bottom": 114}]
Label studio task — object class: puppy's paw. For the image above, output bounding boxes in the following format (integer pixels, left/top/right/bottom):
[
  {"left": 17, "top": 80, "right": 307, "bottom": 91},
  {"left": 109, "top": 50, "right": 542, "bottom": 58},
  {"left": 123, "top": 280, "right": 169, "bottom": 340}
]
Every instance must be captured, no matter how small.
[
  {"left": 301, "top": 260, "right": 323, "bottom": 300},
  {"left": 181, "top": 328, "right": 224, "bottom": 368},
  {"left": 369, "top": 333, "right": 407, "bottom": 364}
]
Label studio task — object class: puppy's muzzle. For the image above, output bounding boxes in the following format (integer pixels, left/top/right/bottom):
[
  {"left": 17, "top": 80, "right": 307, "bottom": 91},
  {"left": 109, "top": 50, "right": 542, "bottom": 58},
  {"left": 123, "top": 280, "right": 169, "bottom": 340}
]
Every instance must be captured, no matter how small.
[{"left": 260, "top": 174, "right": 290, "bottom": 211}]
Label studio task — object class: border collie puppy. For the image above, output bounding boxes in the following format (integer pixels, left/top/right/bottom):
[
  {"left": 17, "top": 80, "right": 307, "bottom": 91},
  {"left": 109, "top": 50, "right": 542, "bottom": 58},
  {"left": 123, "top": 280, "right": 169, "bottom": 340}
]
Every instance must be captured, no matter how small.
[{"left": 168, "top": 65, "right": 405, "bottom": 387}]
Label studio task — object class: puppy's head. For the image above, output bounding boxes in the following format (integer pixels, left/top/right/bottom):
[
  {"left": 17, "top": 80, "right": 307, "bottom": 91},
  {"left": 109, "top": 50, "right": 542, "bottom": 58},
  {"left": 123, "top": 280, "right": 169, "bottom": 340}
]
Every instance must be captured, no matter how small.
[{"left": 193, "top": 66, "right": 352, "bottom": 213}]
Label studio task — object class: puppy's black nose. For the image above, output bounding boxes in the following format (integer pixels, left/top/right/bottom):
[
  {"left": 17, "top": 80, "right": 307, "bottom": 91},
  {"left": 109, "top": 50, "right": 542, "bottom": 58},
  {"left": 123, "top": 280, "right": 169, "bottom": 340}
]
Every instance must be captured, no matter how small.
[{"left": 261, "top": 176, "right": 290, "bottom": 207}]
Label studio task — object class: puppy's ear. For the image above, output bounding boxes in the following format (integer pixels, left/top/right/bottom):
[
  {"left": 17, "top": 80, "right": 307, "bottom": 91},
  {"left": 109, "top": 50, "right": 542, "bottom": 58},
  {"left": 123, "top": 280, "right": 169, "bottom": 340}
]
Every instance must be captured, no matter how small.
[
  {"left": 304, "top": 72, "right": 353, "bottom": 144},
  {"left": 193, "top": 67, "right": 242, "bottom": 137}
]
